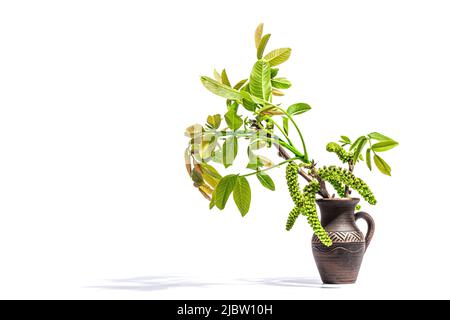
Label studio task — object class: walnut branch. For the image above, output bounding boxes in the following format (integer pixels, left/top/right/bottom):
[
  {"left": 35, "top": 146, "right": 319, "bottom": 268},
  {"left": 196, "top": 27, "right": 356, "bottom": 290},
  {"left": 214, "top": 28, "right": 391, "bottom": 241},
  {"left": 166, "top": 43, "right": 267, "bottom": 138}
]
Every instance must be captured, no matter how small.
[
  {"left": 344, "top": 160, "right": 354, "bottom": 197},
  {"left": 275, "top": 143, "right": 330, "bottom": 198}
]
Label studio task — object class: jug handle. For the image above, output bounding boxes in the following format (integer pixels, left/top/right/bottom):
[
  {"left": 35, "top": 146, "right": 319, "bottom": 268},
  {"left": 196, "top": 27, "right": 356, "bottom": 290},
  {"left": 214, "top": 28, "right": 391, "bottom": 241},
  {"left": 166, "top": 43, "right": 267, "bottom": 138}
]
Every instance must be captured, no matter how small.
[{"left": 355, "top": 211, "right": 375, "bottom": 251}]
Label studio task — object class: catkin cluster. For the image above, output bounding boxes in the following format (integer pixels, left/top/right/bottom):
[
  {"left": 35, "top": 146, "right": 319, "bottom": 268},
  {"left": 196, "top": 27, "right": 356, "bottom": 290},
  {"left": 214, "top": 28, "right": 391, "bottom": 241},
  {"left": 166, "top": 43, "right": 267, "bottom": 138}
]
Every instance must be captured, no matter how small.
[
  {"left": 317, "top": 166, "right": 377, "bottom": 205},
  {"left": 285, "top": 163, "right": 332, "bottom": 246},
  {"left": 326, "top": 142, "right": 352, "bottom": 163}
]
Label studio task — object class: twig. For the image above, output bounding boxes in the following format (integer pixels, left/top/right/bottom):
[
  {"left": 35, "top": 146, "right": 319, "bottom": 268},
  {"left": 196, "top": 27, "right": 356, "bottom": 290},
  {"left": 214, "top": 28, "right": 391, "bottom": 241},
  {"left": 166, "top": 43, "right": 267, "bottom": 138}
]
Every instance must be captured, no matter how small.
[{"left": 275, "top": 143, "right": 330, "bottom": 198}]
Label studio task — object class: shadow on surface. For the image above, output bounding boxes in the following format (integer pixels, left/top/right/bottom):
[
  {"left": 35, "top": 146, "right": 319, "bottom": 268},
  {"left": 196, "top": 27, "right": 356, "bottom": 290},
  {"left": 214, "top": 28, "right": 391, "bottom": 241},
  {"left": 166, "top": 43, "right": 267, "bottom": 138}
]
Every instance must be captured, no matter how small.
[
  {"left": 239, "top": 277, "right": 341, "bottom": 289},
  {"left": 91, "top": 275, "right": 222, "bottom": 292},
  {"left": 91, "top": 275, "right": 339, "bottom": 292}
]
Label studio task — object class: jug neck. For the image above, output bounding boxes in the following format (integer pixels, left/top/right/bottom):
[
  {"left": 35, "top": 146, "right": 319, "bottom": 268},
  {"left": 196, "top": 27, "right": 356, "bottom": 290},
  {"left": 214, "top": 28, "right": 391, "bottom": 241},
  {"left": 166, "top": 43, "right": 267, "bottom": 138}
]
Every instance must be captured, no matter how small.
[{"left": 316, "top": 198, "right": 360, "bottom": 226}]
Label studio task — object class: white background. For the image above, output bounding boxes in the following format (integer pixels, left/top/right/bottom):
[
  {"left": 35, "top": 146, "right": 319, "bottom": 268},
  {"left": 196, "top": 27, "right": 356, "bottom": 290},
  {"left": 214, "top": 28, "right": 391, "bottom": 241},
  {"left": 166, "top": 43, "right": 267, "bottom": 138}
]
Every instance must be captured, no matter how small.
[{"left": 1, "top": 0, "right": 449, "bottom": 299}]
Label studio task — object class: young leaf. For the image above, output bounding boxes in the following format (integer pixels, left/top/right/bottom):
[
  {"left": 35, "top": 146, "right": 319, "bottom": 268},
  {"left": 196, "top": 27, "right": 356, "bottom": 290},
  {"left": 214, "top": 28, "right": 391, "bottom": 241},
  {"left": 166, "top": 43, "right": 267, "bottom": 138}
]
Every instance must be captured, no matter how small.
[
  {"left": 215, "top": 175, "right": 238, "bottom": 210},
  {"left": 249, "top": 136, "right": 266, "bottom": 150},
  {"left": 191, "top": 167, "right": 203, "bottom": 185},
  {"left": 287, "top": 103, "right": 311, "bottom": 116},
  {"left": 254, "top": 23, "right": 264, "bottom": 49},
  {"left": 209, "top": 190, "right": 216, "bottom": 209},
  {"left": 340, "top": 136, "right": 351, "bottom": 144},
  {"left": 233, "top": 176, "right": 251, "bottom": 216},
  {"left": 272, "top": 88, "right": 284, "bottom": 96},
  {"left": 374, "top": 154, "right": 391, "bottom": 176},
  {"left": 206, "top": 114, "right": 221, "bottom": 129},
  {"left": 350, "top": 136, "right": 365, "bottom": 151},
  {"left": 256, "top": 172, "right": 275, "bottom": 191},
  {"left": 199, "top": 134, "right": 217, "bottom": 159},
  {"left": 258, "top": 105, "right": 284, "bottom": 115},
  {"left": 224, "top": 110, "right": 243, "bottom": 130},
  {"left": 213, "top": 69, "right": 222, "bottom": 82},
  {"left": 271, "top": 78, "right": 292, "bottom": 89},
  {"left": 201, "top": 163, "right": 222, "bottom": 179},
  {"left": 282, "top": 116, "right": 289, "bottom": 135},
  {"left": 221, "top": 69, "right": 231, "bottom": 87},
  {"left": 185, "top": 124, "right": 204, "bottom": 138},
  {"left": 353, "top": 137, "right": 367, "bottom": 162},
  {"left": 233, "top": 79, "right": 248, "bottom": 90},
  {"left": 264, "top": 48, "right": 291, "bottom": 66},
  {"left": 368, "top": 132, "right": 394, "bottom": 141},
  {"left": 249, "top": 59, "right": 272, "bottom": 101},
  {"left": 222, "top": 136, "right": 238, "bottom": 168},
  {"left": 200, "top": 76, "right": 242, "bottom": 100},
  {"left": 371, "top": 140, "right": 399, "bottom": 152},
  {"left": 270, "top": 68, "right": 279, "bottom": 78},
  {"left": 257, "top": 34, "right": 271, "bottom": 59},
  {"left": 366, "top": 148, "right": 372, "bottom": 170},
  {"left": 257, "top": 155, "right": 274, "bottom": 167}
]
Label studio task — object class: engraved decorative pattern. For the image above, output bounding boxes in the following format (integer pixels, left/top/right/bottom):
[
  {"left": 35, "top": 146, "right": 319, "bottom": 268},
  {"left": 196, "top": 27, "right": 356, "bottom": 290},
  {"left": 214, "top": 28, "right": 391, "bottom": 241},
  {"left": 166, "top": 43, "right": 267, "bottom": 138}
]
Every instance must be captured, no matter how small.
[
  {"left": 312, "top": 231, "right": 364, "bottom": 244},
  {"left": 312, "top": 246, "right": 365, "bottom": 254}
]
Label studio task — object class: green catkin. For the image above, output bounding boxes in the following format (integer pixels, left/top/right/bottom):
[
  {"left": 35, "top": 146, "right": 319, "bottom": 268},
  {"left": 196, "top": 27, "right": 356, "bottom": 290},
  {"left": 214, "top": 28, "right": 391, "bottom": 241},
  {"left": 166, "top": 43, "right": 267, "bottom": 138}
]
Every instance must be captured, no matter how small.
[
  {"left": 286, "top": 207, "right": 301, "bottom": 231},
  {"left": 286, "top": 162, "right": 303, "bottom": 208},
  {"left": 285, "top": 163, "right": 332, "bottom": 246},
  {"left": 355, "top": 204, "right": 361, "bottom": 211},
  {"left": 300, "top": 181, "right": 332, "bottom": 247},
  {"left": 328, "top": 178, "right": 346, "bottom": 198},
  {"left": 326, "top": 142, "right": 352, "bottom": 163},
  {"left": 317, "top": 166, "right": 377, "bottom": 205}
]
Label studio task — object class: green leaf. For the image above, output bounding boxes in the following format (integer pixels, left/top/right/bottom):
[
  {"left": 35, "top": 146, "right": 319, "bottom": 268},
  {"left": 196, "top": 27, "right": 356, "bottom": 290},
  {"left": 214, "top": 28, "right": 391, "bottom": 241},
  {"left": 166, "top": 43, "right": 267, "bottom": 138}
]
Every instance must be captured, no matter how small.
[
  {"left": 254, "top": 23, "right": 264, "bottom": 49},
  {"left": 257, "top": 34, "right": 271, "bottom": 59},
  {"left": 233, "top": 79, "right": 248, "bottom": 90},
  {"left": 209, "top": 190, "right": 216, "bottom": 209},
  {"left": 282, "top": 116, "right": 289, "bottom": 135},
  {"left": 249, "top": 59, "right": 272, "bottom": 101},
  {"left": 270, "top": 68, "right": 279, "bottom": 78},
  {"left": 240, "top": 90, "right": 267, "bottom": 106},
  {"left": 256, "top": 172, "right": 275, "bottom": 191},
  {"left": 201, "top": 163, "right": 221, "bottom": 179},
  {"left": 242, "top": 98, "right": 257, "bottom": 112},
  {"left": 368, "top": 132, "right": 395, "bottom": 141},
  {"left": 233, "top": 176, "right": 251, "bottom": 216},
  {"left": 264, "top": 48, "right": 291, "bottom": 66},
  {"left": 366, "top": 148, "right": 372, "bottom": 171},
  {"left": 340, "top": 136, "right": 351, "bottom": 144},
  {"left": 374, "top": 154, "right": 391, "bottom": 176},
  {"left": 227, "top": 101, "right": 239, "bottom": 112},
  {"left": 221, "top": 69, "right": 231, "bottom": 87},
  {"left": 222, "top": 136, "right": 238, "bottom": 168},
  {"left": 287, "top": 103, "right": 311, "bottom": 116},
  {"left": 212, "top": 149, "right": 223, "bottom": 164},
  {"left": 224, "top": 110, "right": 243, "bottom": 130},
  {"left": 272, "top": 78, "right": 292, "bottom": 89},
  {"left": 372, "top": 140, "right": 399, "bottom": 152},
  {"left": 350, "top": 136, "right": 365, "bottom": 151},
  {"left": 201, "top": 76, "right": 242, "bottom": 100},
  {"left": 353, "top": 137, "right": 367, "bottom": 162},
  {"left": 215, "top": 174, "right": 238, "bottom": 210},
  {"left": 206, "top": 114, "right": 221, "bottom": 129}
]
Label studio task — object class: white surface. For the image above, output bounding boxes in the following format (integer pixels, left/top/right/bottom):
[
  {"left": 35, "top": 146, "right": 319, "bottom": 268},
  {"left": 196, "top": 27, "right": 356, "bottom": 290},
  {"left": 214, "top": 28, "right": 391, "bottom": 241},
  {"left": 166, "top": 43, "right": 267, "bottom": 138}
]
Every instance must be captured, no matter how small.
[{"left": 1, "top": 0, "right": 449, "bottom": 299}]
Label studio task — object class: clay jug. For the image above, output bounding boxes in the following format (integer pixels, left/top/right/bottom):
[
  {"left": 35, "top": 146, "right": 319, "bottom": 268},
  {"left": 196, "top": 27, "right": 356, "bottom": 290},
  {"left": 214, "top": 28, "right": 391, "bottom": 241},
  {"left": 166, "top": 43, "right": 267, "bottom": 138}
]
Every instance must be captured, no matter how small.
[{"left": 312, "top": 198, "right": 375, "bottom": 284}]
